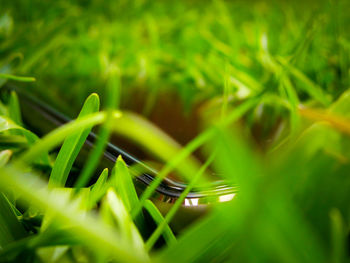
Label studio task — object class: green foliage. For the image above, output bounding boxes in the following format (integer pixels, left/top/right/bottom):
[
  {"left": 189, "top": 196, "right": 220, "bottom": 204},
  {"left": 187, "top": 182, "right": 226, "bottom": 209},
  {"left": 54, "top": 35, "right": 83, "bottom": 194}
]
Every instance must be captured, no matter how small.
[{"left": 0, "top": 0, "right": 349, "bottom": 262}]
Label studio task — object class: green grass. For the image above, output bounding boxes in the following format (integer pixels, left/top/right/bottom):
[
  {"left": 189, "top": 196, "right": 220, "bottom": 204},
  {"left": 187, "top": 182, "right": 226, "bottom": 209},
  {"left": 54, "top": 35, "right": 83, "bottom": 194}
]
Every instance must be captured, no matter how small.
[
  {"left": 0, "top": 0, "right": 350, "bottom": 262},
  {"left": 49, "top": 93, "right": 100, "bottom": 188}
]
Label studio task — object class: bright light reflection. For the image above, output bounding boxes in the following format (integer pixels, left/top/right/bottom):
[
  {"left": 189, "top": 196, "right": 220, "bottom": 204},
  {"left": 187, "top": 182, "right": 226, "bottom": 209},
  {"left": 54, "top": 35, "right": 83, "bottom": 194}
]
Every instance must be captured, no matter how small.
[
  {"left": 219, "top": 193, "right": 236, "bottom": 202},
  {"left": 184, "top": 198, "right": 199, "bottom": 206}
]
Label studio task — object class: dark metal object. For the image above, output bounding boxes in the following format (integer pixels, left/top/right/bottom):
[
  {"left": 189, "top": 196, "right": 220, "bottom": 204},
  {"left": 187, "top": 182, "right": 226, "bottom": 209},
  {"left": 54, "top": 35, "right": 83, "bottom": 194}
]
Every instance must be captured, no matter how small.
[{"left": 3, "top": 85, "right": 237, "bottom": 229}]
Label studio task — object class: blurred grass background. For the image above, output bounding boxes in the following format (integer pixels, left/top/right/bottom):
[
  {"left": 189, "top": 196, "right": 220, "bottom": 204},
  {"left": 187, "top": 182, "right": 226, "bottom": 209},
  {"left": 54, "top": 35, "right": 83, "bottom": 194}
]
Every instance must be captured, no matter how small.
[
  {"left": 0, "top": 0, "right": 350, "bottom": 262},
  {"left": 1, "top": 0, "right": 349, "bottom": 112}
]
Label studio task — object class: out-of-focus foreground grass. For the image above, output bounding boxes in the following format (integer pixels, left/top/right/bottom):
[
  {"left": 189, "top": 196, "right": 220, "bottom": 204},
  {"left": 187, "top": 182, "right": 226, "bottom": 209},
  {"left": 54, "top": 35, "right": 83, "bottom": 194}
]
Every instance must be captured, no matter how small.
[{"left": 0, "top": 0, "right": 350, "bottom": 262}]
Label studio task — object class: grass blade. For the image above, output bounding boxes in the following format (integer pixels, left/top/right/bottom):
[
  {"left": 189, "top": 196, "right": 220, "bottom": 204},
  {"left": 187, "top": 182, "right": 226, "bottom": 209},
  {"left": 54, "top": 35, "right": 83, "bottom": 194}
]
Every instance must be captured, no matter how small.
[
  {"left": 88, "top": 168, "right": 109, "bottom": 209},
  {"left": 277, "top": 57, "right": 331, "bottom": 106},
  {"left": 74, "top": 68, "right": 120, "bottom": 189},
  {"left": 49, "top": 93, "right": 100, "bottom": 187},
  {"left": 0, "top": 193, "right": 27, "bottom": 247},
  {"left": 8, "top": 91, "right": 22, "bottom": 125},
  {"left": 144, "top": 200, "right": 176, "bottom": 247},
  {"left": 16, "top": 112, "right": 109, "bottom": 164},
  {"left": 0, "top": 149, "right": 12, "bottom": 166},
  {"left": 102, "top": 189, "right": 147, "bottom": 260},
  {"left": 110, "top": 112, "right": 204, "bottom": 183},
  {"left": 111, "top": 156, "right": 146, "bottom": 230},
  {"left": 0, "top": 73, "right": 36, "bottom": 82},
  {"left": 0, "top": 115, "right": 50, "bottom": 165},
  {"left": 112, "top": 156, "right": 139, "bottom": 212}
]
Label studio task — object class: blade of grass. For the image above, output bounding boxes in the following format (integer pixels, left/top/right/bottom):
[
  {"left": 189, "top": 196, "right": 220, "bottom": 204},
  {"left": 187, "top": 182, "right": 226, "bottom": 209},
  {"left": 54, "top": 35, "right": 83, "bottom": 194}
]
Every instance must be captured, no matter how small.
[
  {"left": 102, "top": 189, "right": 147, "bottom": 259},
  {"left": 0, "top": 73, "right": 35, "bottom": 82},
  {"left": 228, "top": 64, "right": 263, "bottom": 93},
  {"left": 74, "top": 68, "right": 120, "bottom": 189},
  {"left": 0, "top": 150, "right": 25, "bottom": 248},
  {"left": 88, "top": 168, "right": 109, "bottom": 209},
  {"left": 112, "top": 156, "right": 139, "bottom": 212},
  {"left": 144, "top": 200, "right": 176, "bottom": 247},
  {"left": 0, "top": 149, "right": 12, "bottom": 166},
  {"left": 110, "top": 112, "right": 205, "bottom": 184},
  {"left": 0, "top": 193, "right": 27, "bottom": 247},
  {"left": 16, "top": 111, "right": 109, "bottom": 164},
  {"left": 41, "top": 187, "right": 90, "bottom": 230},
  {"left": 280, "top": 74, "right": 300, "bottom": 135},
  {"left": 0, "top": 115, "right": 35, "bottom": 136},
  {"left": 49, "top": 93, "right": 100, "bottom": 187},
  {"left": 0, "top": 114, "right": 50, "bottom": 165},
  {"left": 111, "top": 155, "right": 145, "bottom": 231},
  {"left": 8, "top": 91, "right": 22, "bottom": 125},
  {"left": 277, "top": 57, "right": 331, "bottom": 106}
]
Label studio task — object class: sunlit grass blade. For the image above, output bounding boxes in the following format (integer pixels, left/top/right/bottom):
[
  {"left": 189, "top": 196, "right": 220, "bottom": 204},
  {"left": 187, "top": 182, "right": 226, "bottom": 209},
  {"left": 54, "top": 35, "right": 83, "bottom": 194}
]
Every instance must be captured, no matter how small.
[
  {"left": 144, "top": 200, "right": 176, "bottom": 247},
  {"left": 111, "top": 155, "right": 146, "bottom": 231},
  {"left": 74, "top": 68, "right": 120, "bottom": 189},
  {"left": 49, "top": 93, "right": 100, "bottom": 187},
  {"left": 111, "top": 112, "right": 205, "bottom": 183},
  {"left": 0, "top": 149, "right": 12, "bottom": 166},
  {"left": 112, "top": 156, "right": 139, "bottom": 212},
  {"left": 102, "top": 189, "right": 148, "bottom": 260},
  {"left": 88, "top": 168, "right": 109, "bottom": 209},
  {"left": 16, "top": 112, "right": 108, "bottom": 164},
  {"left": 41, "top": 187, "right": 90, "bottom": 231},
  {"left": 0, "top": 73, "right": 36, "bottom": 82},
  {"left": 0, "top": 115, "right": 34, "bottom": 136},
  {"left": 228, "top": 64, "right": 263, "bottom": 94}
]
